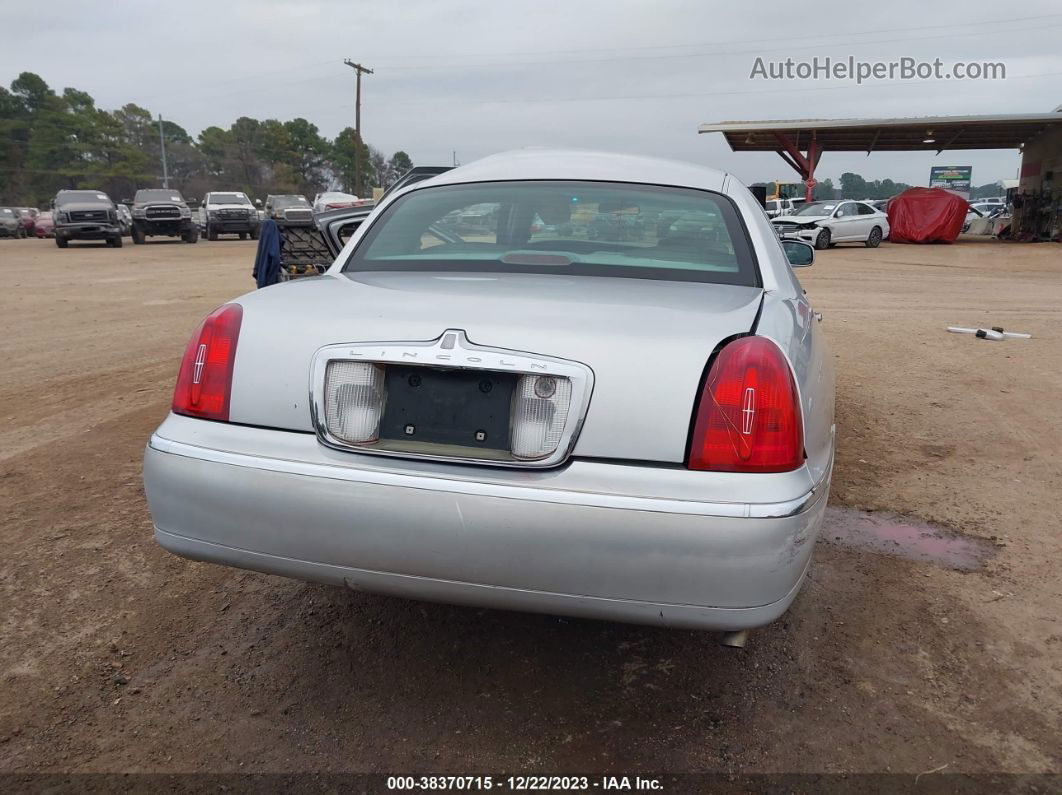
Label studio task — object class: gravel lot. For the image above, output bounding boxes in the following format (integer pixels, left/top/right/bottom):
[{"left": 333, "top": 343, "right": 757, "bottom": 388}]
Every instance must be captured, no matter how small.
[{"left": 1, "top": 235, "right": 1059, "bottom": 778}]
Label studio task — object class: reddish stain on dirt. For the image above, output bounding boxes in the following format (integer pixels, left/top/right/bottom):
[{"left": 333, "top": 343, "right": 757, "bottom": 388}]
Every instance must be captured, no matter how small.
[{"left": 823, "top": 507, "right": 993, "bottom": 571}]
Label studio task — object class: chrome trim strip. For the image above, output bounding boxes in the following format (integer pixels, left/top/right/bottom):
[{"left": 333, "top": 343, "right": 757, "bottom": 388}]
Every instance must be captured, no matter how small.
[
  {"left": 308, "top": 329, "right": 595, "bottom": 469},
  {"left": 148, "top": 435, "right": 828, "bottom": 520}
]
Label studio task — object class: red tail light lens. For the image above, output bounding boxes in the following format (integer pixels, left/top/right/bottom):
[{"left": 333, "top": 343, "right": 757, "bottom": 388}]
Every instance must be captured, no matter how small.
[
  {"left": 688, "top": 336, "right": 803, "bottom": 473},
  {"left": 172, "top": 303, "right": 243, "bottom": 421}
]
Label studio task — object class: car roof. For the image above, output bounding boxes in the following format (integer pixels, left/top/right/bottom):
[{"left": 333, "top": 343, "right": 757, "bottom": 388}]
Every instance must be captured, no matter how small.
[{"left": 413, "top": 149, "right": 730, "bottom": 193}]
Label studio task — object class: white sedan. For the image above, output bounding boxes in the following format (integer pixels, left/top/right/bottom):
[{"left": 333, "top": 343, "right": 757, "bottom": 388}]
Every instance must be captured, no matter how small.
[{"left": 771, "top": 199, "right": 889, "bottom": 249}]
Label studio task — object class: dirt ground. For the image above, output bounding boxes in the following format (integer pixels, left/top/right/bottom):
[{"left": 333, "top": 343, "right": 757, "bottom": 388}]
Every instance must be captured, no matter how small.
[{"left": 1, "top": 235, "right": 1060, "bottom": 780}]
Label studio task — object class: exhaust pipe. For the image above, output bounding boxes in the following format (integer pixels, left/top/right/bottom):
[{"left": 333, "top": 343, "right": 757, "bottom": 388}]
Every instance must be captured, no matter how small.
[{"left": 720, "top": 630, "right": 748, "bottom": 648}]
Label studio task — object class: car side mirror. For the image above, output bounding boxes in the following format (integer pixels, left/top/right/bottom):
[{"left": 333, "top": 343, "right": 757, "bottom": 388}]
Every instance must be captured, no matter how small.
[{"left": 782, "top": 240, "right": 814, "bottom": 267}]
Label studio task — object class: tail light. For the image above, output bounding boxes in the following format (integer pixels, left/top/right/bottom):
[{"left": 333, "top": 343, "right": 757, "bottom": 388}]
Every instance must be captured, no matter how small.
[
  {"left": 172, "top": 304, "right": 243, "bottom": 421},
  {"left": 688, "top": 336, "right": 803, "bottom": 473}
]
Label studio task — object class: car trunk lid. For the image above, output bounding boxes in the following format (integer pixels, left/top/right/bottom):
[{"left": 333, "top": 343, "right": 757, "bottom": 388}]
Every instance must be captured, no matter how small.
[{"left": 229, "top": 271, "right": 763, "bottom": 464}]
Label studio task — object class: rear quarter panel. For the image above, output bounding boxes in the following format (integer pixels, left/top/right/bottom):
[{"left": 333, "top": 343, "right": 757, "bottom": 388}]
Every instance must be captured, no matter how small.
[
  {"left": 756, "top": 292, "right": 835, "bottom": 486},
  {"left": 725, "top": 176, "right": 835, "bottom": 485}
]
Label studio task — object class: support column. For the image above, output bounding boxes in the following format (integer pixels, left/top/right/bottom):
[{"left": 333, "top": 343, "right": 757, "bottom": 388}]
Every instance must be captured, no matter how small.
[
  {"left": 772, "top": 131, "right": 819, "bottom": 202},
  {"left": 805, "top": 133, "right": 819, "bottom": 202}
]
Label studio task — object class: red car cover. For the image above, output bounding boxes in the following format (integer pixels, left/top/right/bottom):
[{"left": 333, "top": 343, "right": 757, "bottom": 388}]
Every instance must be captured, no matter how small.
[{"left": 886, "top": 187, "right": 968, "bottom": 244}]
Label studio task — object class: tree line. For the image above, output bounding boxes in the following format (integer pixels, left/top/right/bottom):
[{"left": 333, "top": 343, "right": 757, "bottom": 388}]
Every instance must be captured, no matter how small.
[
  {"left": 0, "top": 71, "right": 414, "bottom": 207},
  {"left": 753, "top": 173, "right": 1006, "bottom": 202},
  {"left": 840, "top": 172, "right": 1006, "bottom": 201}
]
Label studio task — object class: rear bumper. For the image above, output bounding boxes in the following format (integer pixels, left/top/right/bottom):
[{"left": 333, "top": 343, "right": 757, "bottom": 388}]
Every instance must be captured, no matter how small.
[
  {"left": 156, "top": 527, "right": 814, "bottom": 630},
  {"left": 144, "top": 417, "right": 831, "bottom": 631}
]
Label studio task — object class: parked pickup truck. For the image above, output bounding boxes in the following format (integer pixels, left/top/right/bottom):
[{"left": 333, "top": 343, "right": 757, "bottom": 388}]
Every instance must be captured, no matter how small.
[
  {"left": 52, "top": 190, "right": 123, "bottom": 248},
  {"left": 264, "top": 194, "right": 313, "bottom": 225},
  {"left": 130, "top": 189, "right": 198, "bottom": 244},
  {"left": 198, "top": 191, "right": 261, "bottom": 241}
]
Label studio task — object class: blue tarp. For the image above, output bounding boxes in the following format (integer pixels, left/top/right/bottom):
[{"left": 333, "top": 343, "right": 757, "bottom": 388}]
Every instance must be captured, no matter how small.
[{"left": 252, "top": 220, "right": 282, "bottom": 288}]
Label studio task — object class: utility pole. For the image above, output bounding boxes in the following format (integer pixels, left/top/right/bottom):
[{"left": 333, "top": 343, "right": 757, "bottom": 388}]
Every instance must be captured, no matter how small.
[
  {"left": 343, "top": 60, "right": 373, "bottom": 197},
  {"left": 158, "top": 114, "right": 169, "bottom": 189}
]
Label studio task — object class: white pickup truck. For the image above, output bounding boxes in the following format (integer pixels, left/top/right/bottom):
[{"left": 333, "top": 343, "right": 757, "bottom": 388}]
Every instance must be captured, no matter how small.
[
  {"left": 198, "top": 191, "right": 261, "bottom": 241},
  {"left": 764, "top": 197, "right": 805, "bottom": 219}
]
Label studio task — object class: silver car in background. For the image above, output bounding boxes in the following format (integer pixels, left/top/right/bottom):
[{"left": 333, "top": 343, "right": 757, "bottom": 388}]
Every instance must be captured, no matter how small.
[{"left": 144, "top": 150, "right": 834, "bottom": 632}]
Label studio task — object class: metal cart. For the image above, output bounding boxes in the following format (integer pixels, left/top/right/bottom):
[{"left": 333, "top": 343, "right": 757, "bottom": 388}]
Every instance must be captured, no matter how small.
[{"left": 277, "top": 221, "right": 333, "bottom": 281}]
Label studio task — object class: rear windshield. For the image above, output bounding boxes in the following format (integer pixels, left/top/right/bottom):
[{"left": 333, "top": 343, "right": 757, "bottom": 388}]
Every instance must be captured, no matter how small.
[
  {"left": 135, "top": 189, "right": 184, "bottom": 203},
  {"left": 344, "top": 181, "right": 758, "bottom": 286},
  {"left": 56, "top": 191, "right": 111, "bottom": 206}
]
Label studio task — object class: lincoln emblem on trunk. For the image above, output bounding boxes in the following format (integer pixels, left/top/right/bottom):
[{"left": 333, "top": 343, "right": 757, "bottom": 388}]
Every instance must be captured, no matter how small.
[
  {"left": 192, "top": 344, "right": 208, "bottom": 384},
  {"left": 741, "top": 387, "right": 756, "bottom": 435}
]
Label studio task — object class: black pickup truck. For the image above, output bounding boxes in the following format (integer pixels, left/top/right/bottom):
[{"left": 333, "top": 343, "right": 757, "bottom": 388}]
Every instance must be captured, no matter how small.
[
  {"left": 52, "top": 190, "right": 123, "bottom": 248},
  {"left": 130, "top": 189, "right": 198, "bottom": 244}
]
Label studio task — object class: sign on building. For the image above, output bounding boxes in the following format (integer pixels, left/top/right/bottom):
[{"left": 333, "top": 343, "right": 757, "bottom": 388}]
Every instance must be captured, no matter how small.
[{"left": 929, "top": 166, "right": 973, "bottom": 198}]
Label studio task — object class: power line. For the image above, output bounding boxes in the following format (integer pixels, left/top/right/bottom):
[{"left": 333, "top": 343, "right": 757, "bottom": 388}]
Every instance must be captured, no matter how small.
[
  {"left": 116, "top": 58, "right": 343, "bottom": 104},
  {"left": 15, "top": 13, "right": 1058, "bottom": 114},
  {"left": 362, "top": 12, "right": 1062, "bottom": 61},
  {"left": 368, "top": 20, "right": 1062, "bottom": 73},
  {"left": 298, "top": 68, "right": 1062, "bottom": 116},
  {"left": 120, "top": 12, "right": 1057, "bottom": 119},
  {"left": 11, "top": 65, "right": 1061, "bottom": 137},
  {"left": 0, "top": 167, "right": 164, "bottom": 178},
  {"left": 134, "top": 17, "right": 1062, "bottom": 112}
]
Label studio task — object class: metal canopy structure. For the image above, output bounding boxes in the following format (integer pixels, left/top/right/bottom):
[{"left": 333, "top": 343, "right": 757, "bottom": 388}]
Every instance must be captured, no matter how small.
[{"left": 698, "top": 112, "right": 1062, "bottom": 201}]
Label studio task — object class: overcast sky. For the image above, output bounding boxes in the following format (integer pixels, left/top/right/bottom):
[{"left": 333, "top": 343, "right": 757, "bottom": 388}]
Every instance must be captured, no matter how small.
[{"left": 3, "top": 0, "right": 1060, "bottom": 187}]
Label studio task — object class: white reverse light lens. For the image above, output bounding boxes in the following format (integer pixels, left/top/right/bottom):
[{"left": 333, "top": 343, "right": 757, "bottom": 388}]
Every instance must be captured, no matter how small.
[
  {"left": 324, "top": 361, "right": 386, "bottom": 444},
  {"left": 511, "top": 374, "right": 572, "bottom": 459}
]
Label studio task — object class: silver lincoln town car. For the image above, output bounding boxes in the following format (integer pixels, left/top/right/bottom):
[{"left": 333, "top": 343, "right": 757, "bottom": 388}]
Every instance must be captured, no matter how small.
[{"left": 144, "top": 150, "right": 834, "bottom": 632}]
